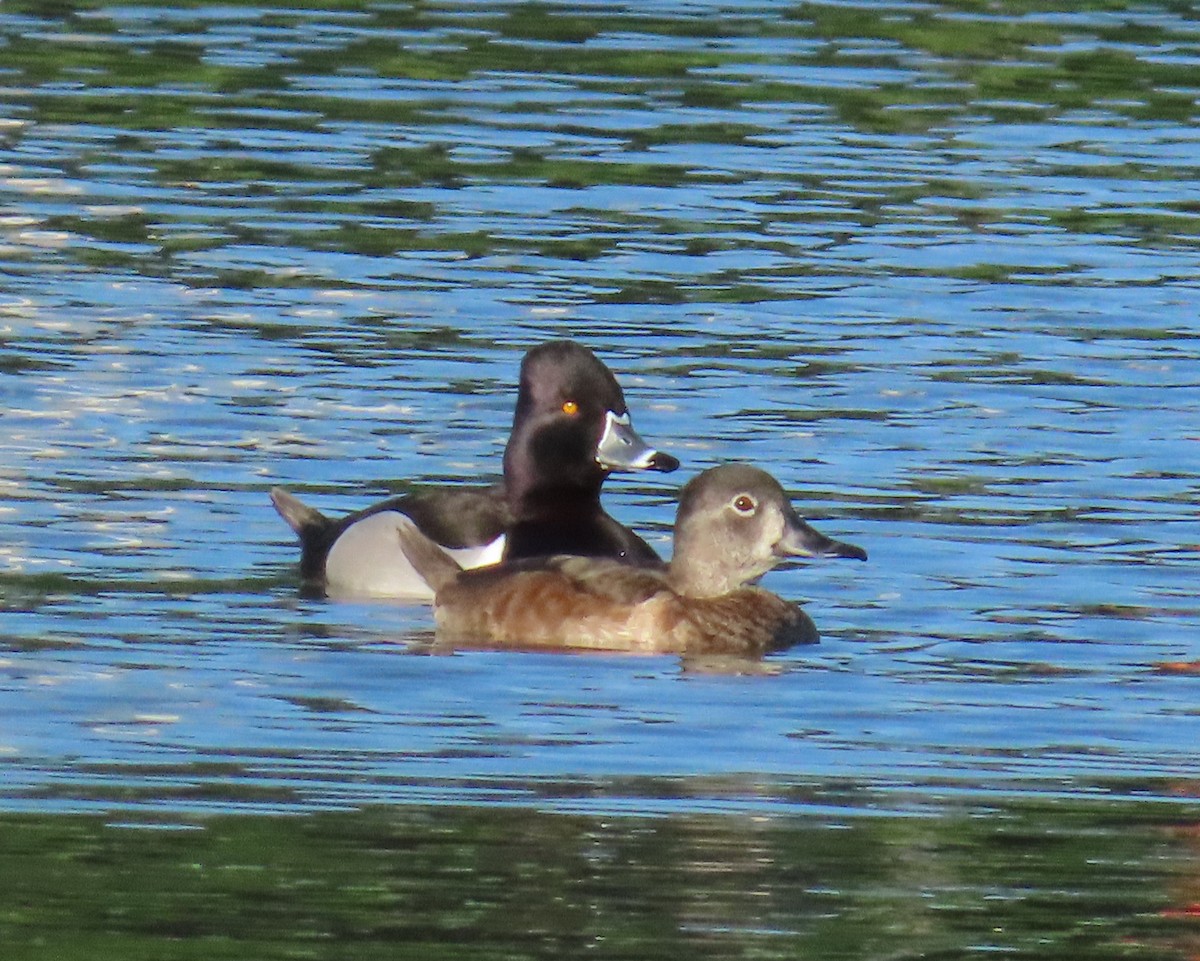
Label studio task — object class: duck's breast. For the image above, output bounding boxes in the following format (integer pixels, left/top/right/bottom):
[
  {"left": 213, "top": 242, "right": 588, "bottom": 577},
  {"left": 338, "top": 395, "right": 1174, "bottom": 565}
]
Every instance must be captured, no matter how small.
[{"left": 680, "top": 589, "right": 818, "bottom": 654}]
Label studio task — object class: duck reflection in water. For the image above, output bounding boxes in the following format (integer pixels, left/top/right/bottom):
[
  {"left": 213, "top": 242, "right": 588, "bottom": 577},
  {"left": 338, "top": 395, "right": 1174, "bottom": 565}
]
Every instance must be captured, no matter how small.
[{"left": 395, "top": 463, "right": 866, "bottom": 658}]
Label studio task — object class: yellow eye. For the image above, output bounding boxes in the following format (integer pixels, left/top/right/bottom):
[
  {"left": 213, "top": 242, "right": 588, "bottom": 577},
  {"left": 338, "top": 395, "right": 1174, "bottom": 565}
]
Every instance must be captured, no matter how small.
[
  {"left": 733, "top": 494, "right": 756, "bottom": 514},
  {"left": 561, "top": 400, "right": 579, "bottom": 416}
]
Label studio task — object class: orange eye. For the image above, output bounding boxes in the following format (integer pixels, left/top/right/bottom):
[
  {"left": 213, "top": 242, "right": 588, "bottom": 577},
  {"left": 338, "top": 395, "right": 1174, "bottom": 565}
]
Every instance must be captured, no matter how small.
[
  {"left": 561, "top": 400, "right": 579, "bottom": 416},
  {"left": 733, "top": 494, "right": 756, "bottom": 514}
]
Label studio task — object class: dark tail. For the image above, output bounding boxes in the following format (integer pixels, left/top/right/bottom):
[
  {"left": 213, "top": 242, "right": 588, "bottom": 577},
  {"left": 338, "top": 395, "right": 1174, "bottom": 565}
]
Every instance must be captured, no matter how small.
[
  {"left": 270, "top": 488, "right": 329, "bottom": 537},
  {"left": 393, "top": 515, "right": 462, "bottom": 593},
  {"left": 270, "top": 488, "right": 338, "bottom": 584}
]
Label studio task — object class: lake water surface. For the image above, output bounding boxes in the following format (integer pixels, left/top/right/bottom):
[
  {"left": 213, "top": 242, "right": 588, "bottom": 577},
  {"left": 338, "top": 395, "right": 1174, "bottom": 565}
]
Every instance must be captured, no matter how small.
[{"left": 2, "top": 1, "right": 1198, "bottom": 957}]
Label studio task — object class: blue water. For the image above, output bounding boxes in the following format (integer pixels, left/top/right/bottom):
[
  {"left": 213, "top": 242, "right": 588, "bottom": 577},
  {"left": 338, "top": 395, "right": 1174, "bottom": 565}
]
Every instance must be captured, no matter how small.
[
  {"left": 1, "top": 0, "right": 1198, "bottom": 831},
  {"left": 4, "top": 6, "right": 1200, "bottom": 958}
]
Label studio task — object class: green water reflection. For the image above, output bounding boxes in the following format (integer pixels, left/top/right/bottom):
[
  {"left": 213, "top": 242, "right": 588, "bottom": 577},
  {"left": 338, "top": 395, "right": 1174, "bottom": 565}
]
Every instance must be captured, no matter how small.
[
  {"left": 4, "top": 0, "right": 1195, "bottom": 282},
  {"left": 3, "top": 795, "right": 1198, "bottom": 960}
]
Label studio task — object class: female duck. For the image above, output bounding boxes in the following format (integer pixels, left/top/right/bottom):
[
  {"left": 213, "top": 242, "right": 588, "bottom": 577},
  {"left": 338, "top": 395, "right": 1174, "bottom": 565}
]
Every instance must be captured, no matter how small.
[
  {"left": 394, "top": 463, "right": 867, "bottom": 655},
  {"left": 271, "top": 341, "right": 678, "bottom": 599}
]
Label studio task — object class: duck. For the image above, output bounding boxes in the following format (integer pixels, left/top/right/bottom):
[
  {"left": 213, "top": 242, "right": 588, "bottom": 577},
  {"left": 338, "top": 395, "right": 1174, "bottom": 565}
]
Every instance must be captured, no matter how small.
[
  {"left": 392, "top": 463, "right": 867, "bottom": 656},
  {"left": 270, "top": 340, "right": 680, "bottom": 599}
]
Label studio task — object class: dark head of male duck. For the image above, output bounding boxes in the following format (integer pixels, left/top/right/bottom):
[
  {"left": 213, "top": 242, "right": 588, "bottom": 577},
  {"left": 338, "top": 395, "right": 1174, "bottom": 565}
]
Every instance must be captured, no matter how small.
[{"left": 501, "top": 341, "right": 679, "bottom": 563}]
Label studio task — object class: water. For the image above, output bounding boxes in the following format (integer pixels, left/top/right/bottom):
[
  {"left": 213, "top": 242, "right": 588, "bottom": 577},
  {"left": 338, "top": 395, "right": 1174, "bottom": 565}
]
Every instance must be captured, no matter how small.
[{"left": 1, "top": 1, "right": 1198, "bottom": 956}]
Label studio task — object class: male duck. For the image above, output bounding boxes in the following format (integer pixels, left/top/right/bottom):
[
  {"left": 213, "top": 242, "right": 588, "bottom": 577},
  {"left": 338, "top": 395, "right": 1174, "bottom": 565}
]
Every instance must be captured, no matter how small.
[
  {"left": 271, "top": 341, "right": 679, "bottom": 599},
  {"left": 393, "top": 463, "right": 867, "bottom": 655}
]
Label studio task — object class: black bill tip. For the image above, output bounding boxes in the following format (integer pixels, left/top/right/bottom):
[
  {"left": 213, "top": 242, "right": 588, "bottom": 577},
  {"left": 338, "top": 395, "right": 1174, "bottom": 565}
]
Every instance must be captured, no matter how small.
[{"left": 648, "top": 450, "right": 680, "bottom": 473}]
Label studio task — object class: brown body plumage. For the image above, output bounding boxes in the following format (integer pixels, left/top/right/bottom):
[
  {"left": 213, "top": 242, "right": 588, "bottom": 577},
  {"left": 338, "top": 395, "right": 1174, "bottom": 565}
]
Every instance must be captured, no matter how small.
[{"left": 432, "top": 556, "right": 816, "bottom": 654}]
